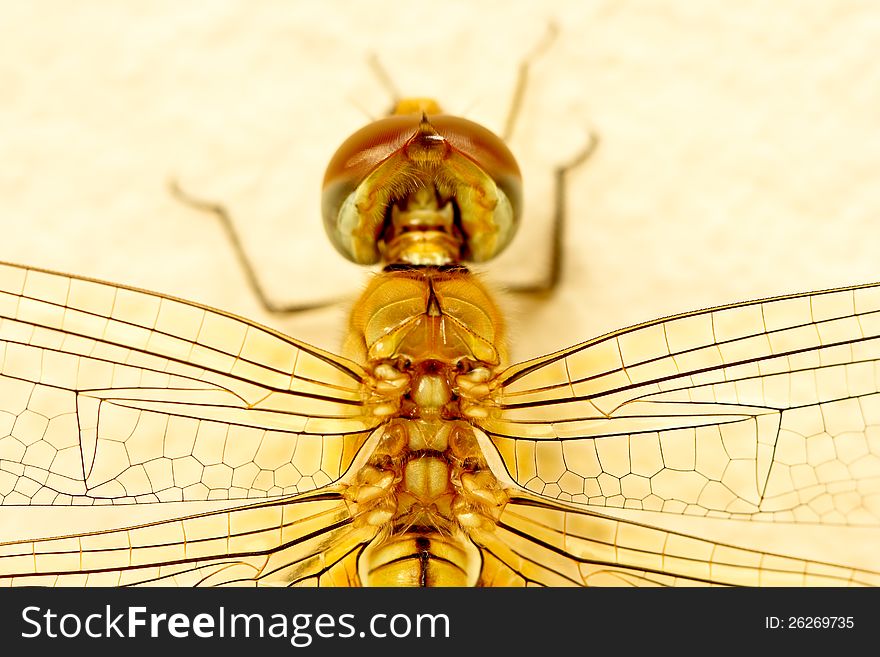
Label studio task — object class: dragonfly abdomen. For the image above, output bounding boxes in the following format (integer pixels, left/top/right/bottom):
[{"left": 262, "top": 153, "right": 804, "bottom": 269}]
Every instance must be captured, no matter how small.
[{"left": 359, "top": 529, "right": 479, "bottom": 587}]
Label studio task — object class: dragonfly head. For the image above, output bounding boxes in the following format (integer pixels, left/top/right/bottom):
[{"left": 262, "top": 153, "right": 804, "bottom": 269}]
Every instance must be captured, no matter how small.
[{"left": 322, "top": 99, "right": 522, "bottom": 266}]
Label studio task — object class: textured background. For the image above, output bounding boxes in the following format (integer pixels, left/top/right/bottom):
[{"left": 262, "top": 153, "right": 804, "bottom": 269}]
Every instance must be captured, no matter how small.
[
  {"left": 1, "top": 1, "right": 879, "bottom": 569},
  {"left": 2, "top": 1, "right": 879, "bottom": 360}
]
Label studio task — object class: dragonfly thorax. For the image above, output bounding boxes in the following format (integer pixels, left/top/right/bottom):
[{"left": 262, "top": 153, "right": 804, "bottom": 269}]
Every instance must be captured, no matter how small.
[
  {"left": 343, "top": 266, "right": 507, "bottom": 367},
  {"left": 340, "top": 257, "right": 510, "bottom": 585},
  {"left": 346, "top": 418, "right": 507, "bottom": 586}
]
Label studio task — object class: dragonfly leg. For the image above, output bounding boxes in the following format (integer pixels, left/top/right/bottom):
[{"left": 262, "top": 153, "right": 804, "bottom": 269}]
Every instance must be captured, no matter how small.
[
  {"left": 167, "top": 180, "right": 342, "bottom": 314},
  {"left": 499, "top": 23, "right": 600, "bottom": 295},
  {"left": 502, "top": 21, "right": 559, "bottom": 143},
  {"left": 505, "top": 131, "right": 599, "bottom": 296},
  {"left": 366, "top": 53, "right": 402, "bottom": 115}
]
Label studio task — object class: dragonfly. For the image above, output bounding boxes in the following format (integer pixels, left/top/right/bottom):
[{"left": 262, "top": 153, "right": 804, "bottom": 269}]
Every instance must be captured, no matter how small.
[{"left": 1, "top": 90, "right": 879, "bottom": 587}]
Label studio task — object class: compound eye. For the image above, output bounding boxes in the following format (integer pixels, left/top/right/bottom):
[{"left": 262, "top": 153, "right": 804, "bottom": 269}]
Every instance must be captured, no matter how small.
[{"left": 321, "top": 115, "right": 417, "bottom": 264}]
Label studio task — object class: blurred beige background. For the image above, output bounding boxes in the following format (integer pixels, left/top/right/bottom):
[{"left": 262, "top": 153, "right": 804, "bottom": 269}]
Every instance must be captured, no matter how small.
[
  {"left": 2, "top": 1, "right": 879, "bottom": 571},
  {"left": 2, "top": 0, "right": 879, "bottom": 362}
]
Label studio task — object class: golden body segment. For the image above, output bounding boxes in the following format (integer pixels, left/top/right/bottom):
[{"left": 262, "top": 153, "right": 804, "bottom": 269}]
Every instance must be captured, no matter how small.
[
  {"left": 343, "top": 266, "right": 508, "bottom": 585},
  {"left": 1, "top": 99, "right": 879, "bottom": 586}
]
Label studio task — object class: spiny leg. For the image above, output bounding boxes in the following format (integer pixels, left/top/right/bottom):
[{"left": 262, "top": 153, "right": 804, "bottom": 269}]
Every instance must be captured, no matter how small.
[
  {"left": 341, "top": 53, "right": 398, "bottom": 123},
  {"left": 367, "top": 23, "right": 557, "bottom": 138},
  {"left": 506, "top": 131, "right": 599, "bottom": 296},
  {"left": 501, "top": 22, "right": 601, "bottom": 295},
  {"left": 366, "top": 53, "right": 402, "bottom": 115},
  {"left": 168, "top": 180, "right": 343, "bottom": 314},
  {"left": 502, "top": 21, "right": 560, "bottom": 143}
]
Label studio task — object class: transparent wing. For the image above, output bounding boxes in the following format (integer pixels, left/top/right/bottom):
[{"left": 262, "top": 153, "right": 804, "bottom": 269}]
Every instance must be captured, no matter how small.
[
  {"left": 480, "top": 283, "right": 880, "bottom": 524},
  {"left": 0, "top": 491, "right": 376, "bottom": 586},
  {"left": 0, "top": 262, "right": 381, "bottom": 505},
  {"left": 475, "top": 492, "right": 880, "bottom": 587}
]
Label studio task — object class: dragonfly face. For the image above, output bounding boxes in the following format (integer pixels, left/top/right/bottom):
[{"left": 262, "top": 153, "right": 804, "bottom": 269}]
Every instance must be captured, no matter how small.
[
  {"left": 1, "top": 97, "right": 879, "bottom": 587},
  {"left": 322, "top": 98, "right": 522, "bottom": 265}
]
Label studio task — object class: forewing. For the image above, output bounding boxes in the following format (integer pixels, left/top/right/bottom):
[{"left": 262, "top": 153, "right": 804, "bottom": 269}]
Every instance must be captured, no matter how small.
[
  {"left": 0, "top": 262, "right": 380, "bottom": 505},
  {"left": 480, "top": 283, "right": 880, "bottom": 524}
]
